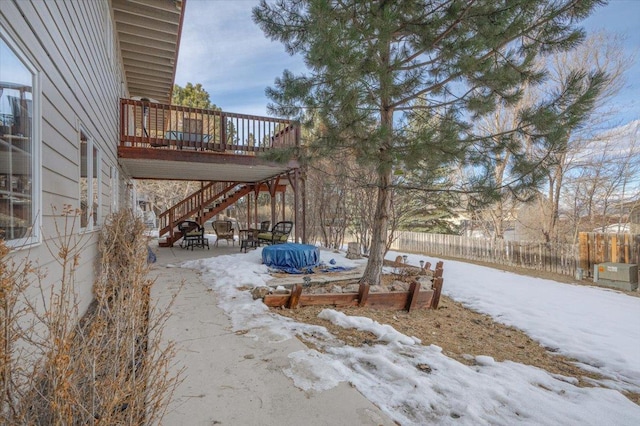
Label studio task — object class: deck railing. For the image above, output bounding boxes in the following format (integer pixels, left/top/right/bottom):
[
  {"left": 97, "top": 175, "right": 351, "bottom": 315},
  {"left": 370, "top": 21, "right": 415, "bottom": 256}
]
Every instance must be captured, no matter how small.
[{"left": 120, "top": 98, "right": 299, "bottom": 153}]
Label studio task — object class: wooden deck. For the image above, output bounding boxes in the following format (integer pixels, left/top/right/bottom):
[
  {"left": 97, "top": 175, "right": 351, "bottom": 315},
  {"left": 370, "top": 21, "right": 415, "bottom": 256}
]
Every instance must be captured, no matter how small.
[
  {"left": 120, "top": 98, "right": 299, "bottom": 154},
  {"left": 118, "top": 98, "right": 306, "bottom": 245},
  {"left": 118, "top": 98, "right": 301, "bottom": 182}
]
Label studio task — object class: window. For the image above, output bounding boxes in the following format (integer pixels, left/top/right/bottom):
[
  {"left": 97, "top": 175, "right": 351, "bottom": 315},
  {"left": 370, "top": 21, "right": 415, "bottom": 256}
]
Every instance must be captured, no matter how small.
[
  {"left": 0, "top": 32, "right": 39, "bottom": 244},
  {"left": 80, "top": 130, "right": 101, "bottom": 230}
]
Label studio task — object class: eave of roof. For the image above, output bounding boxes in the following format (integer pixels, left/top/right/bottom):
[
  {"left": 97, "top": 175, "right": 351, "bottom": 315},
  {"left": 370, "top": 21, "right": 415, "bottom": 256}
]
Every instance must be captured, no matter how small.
[{"left": 112, "top": 0, "right": 186, "bottom": 104}]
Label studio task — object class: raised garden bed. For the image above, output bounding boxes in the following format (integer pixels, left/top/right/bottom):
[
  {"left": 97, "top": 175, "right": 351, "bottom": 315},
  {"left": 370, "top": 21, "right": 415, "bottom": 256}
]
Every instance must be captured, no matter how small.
[{"left": 260, "top": 261, "right": 444, "bottom": 312}]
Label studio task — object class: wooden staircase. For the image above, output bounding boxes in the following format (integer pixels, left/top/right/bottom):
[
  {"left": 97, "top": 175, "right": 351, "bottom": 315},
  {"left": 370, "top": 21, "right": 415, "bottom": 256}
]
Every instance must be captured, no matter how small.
[{"left": 158, "top": 182, "right": 253, "bottom": 247}]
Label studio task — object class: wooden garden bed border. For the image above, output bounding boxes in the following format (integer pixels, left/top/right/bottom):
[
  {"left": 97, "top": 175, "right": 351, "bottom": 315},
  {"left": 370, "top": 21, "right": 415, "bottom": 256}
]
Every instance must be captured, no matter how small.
[{"left": 263, "top": 262, "right": 444, "bottom": 312}]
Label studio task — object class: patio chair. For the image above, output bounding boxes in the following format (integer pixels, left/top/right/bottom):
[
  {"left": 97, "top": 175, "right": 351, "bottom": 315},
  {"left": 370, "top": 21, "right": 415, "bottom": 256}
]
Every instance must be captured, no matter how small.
[
  {"left": 212, "top": 220, "right": 234, "bottom": 246},
  {"left": 256, "top": 221, "right": 293, "bottom": 246},
  {"left": 178, "top": 220, "right": 209, "bottom": 250},
  {"left": 259, "top": 220, "right": 271, "bottom": 232}
]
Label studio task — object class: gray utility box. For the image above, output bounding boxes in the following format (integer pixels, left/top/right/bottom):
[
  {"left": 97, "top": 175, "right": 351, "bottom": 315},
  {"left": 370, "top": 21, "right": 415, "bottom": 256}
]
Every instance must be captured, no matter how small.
[{"left": 594, "top": 263, "right": 638, "bottom": 291}]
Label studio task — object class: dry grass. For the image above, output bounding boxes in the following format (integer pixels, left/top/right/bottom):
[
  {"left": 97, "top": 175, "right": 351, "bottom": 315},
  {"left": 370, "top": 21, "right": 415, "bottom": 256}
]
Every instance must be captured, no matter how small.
[{"left": 0, "top": 207, "right": 181, "bottom": 424}]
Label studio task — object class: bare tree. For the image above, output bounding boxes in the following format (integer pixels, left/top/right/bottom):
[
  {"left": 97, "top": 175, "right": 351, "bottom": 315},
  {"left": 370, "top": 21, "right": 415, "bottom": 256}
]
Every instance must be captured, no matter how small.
[
  {"left": 473, "top": 89, "right": 537, "bottom": 240},
  {"left": 135, "top": 180, "right": 201, "bottom": 215},
  {"left": 306, "top": 160, "right": 349, "bottom": 249},
  {"left": 304, "top": 151, "right": 374, "bottom": 251},
  {"left": 534, "top": 31, "right": 633, "bottom": 242},
  {"left": 473, "top": 31, "right": 633, "bottom": 242},
  {"left": 563, "top": 120, "right": 640, "bottom": 237}
]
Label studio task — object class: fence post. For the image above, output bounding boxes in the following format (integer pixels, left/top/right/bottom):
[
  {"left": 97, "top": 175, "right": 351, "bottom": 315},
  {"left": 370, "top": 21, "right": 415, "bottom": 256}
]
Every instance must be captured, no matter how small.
[
  {"left": 358, "top": 283, "right": 370, "bottom": 307},
  {"left": 431, "top": 264, "right": 444, "bottom": 309},
  {"left": 406, "top": 281, "right": 421, "bottom": 312},
  {"left": 287, "top": 284, "right": 302, "bottom": 309}
]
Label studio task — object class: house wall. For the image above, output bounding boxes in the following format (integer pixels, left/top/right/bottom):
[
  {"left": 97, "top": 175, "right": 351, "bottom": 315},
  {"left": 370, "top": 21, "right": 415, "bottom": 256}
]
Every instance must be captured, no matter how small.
[{"left": 1, "top": 0, "right": 129, "bottom": 315}]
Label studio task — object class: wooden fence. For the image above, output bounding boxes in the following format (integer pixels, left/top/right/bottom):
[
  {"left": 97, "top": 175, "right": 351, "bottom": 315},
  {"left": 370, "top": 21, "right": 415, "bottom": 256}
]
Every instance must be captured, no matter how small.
[
  {"left": 578, "top": 232, "right": 640, "bottom": 278},
  {"left": 390, "top": 231, "right": 640, "bottom": 279},
  {"left": 390, "top": 231, "right": 579, "bottom": 277}
]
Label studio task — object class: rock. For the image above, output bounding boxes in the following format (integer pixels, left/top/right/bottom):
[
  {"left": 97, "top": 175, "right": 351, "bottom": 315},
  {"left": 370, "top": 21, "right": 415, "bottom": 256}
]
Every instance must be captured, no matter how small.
[
  {"left": 344, "top": 284, "right": 360, "bottom": 293},
  {"left": 369, "top": 285, "right": 388, "bottom": 293},
  {"left": 312, "top": 287, "right": 328, "bottom": 294},
  {"left": 416, "top": 276, "right": 432, "bottom": 288},
  {"left": 251, "top": 286, "right": 270, "bottom": 300},
  {"left": 330, "top": 285, "right": 343, "bottom": 293},
  {"left": 389, "top": 280, "right": 409, "bottom": 292},
  {"left": 273, "top": 286, "right": 290, "bottom": 295},
  {"left": 416, "top": 363, "right": 432, "bottom": 373}
]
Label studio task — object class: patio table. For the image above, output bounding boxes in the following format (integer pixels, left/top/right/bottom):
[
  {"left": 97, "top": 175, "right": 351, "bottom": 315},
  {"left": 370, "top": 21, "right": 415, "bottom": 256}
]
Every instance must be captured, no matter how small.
[{"left": 239, "top": 228, "right": 258, "bottom": 253}]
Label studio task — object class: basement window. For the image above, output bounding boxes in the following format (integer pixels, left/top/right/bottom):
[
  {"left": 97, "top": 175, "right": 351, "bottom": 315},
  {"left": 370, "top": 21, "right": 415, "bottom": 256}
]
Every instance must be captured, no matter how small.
[{"left": 80, "top": 130, "right": 101, "bottom": 230}]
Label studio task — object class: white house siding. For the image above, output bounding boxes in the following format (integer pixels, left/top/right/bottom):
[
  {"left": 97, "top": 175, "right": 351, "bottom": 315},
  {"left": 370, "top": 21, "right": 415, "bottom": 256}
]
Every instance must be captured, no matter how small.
[{"left": 1, "top": 0, "right": 129, "bottom": 316}]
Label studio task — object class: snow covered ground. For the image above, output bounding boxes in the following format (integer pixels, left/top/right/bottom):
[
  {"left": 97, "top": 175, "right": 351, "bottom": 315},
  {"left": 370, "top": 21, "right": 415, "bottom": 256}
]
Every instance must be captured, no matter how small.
[{"left": 182, "top": 247, "right": 640, "bottom": 425}]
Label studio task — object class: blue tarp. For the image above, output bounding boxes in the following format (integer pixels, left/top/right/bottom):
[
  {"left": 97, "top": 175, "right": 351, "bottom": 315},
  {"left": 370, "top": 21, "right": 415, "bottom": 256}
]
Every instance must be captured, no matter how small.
[
  {"left": 319, "top": 266, "right": 354, "bottom": 273},
  {"left": 262, "top": 243, "right": 320, "bottom": 274}
]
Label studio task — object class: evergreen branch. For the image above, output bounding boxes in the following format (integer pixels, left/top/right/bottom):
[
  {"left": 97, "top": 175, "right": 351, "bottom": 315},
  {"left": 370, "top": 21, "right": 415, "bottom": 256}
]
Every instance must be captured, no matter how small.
[
  {"left": 396, "top": 55, "right": 438, "bottom": 71},
  {"left": 390, "top": 0, "right": 597, "bottom": 109}
]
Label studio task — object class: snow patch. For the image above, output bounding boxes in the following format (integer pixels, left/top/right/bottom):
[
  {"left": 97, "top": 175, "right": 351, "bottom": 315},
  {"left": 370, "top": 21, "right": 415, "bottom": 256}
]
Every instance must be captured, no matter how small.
[{"left": 178, "top": 247, "right": 640, "bottom": 425}]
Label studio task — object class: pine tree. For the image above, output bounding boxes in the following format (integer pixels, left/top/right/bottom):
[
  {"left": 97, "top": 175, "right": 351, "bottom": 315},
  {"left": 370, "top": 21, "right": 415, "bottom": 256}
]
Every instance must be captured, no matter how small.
[
  {"left": 254, "top": 0, "right": 606, "bottom": 286},
  {"left": 171, "top": 83, "right": 218, "bottom": 110}
]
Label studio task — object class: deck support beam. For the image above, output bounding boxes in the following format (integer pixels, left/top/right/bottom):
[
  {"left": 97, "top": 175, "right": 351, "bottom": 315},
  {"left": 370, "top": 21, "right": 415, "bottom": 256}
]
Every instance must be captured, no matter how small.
[{"left": 293, "top": 169, "right": 300, "bottom": 243}]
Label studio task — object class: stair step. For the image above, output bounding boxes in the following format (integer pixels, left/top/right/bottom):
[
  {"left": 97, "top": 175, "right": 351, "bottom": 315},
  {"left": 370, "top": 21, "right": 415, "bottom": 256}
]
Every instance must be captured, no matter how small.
[{"left": 158, "top": 184, "right": 252, "bottom": 245}]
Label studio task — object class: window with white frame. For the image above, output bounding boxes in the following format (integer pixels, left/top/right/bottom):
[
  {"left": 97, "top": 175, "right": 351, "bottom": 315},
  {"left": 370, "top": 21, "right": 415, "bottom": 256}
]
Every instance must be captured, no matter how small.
[
  {"left": 80, "top": 130, "right": 101, "bottom": 230},
  {"left": 0, "top": 30, "right": 39, "bottom": 244}
]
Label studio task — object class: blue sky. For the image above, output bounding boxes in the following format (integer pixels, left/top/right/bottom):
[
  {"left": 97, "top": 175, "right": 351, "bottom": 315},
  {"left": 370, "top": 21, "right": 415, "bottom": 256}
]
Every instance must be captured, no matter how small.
[{"left": 175, "top": 0, "right": 639, "bottom": 125}]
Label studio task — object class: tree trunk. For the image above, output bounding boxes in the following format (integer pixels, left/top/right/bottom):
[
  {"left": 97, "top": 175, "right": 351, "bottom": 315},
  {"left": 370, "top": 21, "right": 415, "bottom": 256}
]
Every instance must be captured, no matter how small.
[
  {"left": 359, "top": 14, "right": 393, "bottom": 286},
  {"left": 360, "top": 168, "right": 392, "bottom": 285}
]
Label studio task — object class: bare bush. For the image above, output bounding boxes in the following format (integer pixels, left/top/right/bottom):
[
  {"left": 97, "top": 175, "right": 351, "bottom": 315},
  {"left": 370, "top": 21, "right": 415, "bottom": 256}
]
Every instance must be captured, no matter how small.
[{"left": 0, "top": 206, "right": 181, "bottom": 425}]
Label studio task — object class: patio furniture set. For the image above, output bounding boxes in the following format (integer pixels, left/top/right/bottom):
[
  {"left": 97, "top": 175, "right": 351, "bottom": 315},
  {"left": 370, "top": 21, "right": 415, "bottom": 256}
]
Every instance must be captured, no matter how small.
[
  {"left": 176, "top": 219, "right": 293, "bottom": 252},
  {"left": 238, "top": 220, "right": 294, "bottom": 252}
]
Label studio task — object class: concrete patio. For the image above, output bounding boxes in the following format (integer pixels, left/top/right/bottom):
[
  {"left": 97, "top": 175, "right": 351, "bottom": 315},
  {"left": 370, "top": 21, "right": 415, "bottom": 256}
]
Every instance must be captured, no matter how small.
[{"left": 148, "top": 237, "right": 394, "bottom": 425}]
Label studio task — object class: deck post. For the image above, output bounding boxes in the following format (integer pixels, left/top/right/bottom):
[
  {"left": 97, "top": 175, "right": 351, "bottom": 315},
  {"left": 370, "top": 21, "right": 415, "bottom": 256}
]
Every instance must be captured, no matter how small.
[
  {"left": 253, "top": 185, "right": 259, "bottom": 229},
  {"left": 281, "top": 190, "right": 286, "bottom": 222},
  {"left": 293, "top": 169, "right": 300, "bottom": 243},
  {"left": 271, "top": 190, "right": 277, "bottom": 227},
  {"left": 268, "top": 177, "right": 280, "bottom": 229},
  {"left": 246, "top": 190, "right": 251, "bottom": 230},
  {"left": 301, "top": 167, "right": 307, "bottom": 244}
]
